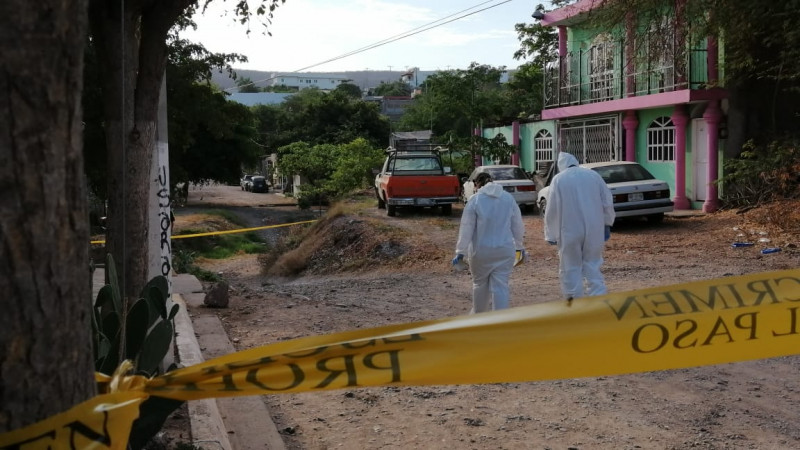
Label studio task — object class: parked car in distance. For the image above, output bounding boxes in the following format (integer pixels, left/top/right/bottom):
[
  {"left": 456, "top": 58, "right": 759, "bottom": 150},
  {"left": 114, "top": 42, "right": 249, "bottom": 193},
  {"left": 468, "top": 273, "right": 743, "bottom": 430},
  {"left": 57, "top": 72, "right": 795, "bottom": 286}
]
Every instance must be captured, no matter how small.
[
  {"left": 462, "top": 165, "right": 537, "bottom": 213},
  {"left": 537, "top": 160, "right": 674, "bottom": 223},
  {"left": 250, "top": 176, "right": 269, "bottom": 193},
  {"left": 240, "top": 174, "right": 253, "bottom": 191}
]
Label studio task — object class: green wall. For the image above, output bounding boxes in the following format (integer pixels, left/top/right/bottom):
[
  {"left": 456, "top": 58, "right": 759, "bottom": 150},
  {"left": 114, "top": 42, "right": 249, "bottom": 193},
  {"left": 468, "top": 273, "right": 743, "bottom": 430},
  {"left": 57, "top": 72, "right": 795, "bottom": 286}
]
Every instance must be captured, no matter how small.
[
  {"left": 483, "top": 121, "right": 556, "bottom": 173},
  {"left": 635, "top": 107, "right": 680, "bottom": 198}
]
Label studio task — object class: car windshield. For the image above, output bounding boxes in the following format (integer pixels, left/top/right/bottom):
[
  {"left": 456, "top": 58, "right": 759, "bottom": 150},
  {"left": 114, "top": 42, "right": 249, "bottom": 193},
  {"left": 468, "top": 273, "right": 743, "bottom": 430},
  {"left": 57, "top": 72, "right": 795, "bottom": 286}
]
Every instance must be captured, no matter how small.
[
  {"left": 591, "top": 164, "right": 655, "bottom": 183},
  {"left": 483, "top": 167, "right": 528, "bottom": 181}
]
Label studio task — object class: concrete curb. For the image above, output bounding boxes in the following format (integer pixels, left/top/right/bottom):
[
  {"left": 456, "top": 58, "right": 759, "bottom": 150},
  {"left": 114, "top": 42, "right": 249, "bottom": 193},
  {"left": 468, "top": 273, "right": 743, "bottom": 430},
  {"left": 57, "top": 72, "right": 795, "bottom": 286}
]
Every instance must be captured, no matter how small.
[
  {"left": 172, "top": 274, "right": 286, "bottom": 450},
  {"left": 172, "top": 293, "right": 234, "bottom": 450}
]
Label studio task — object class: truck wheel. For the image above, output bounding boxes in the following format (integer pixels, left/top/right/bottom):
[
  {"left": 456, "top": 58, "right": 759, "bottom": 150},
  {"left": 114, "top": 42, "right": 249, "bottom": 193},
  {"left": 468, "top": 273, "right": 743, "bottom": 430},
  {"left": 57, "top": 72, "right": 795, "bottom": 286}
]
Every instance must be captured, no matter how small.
[
  {"left": 440, "top": 204, "right": 452, "bottom": 216},
  {"left": 387, "top": 204, "right": 397, "bottom": 217},
  {"left": 376, "top": 190, "right": 386, "bottom": 209}
]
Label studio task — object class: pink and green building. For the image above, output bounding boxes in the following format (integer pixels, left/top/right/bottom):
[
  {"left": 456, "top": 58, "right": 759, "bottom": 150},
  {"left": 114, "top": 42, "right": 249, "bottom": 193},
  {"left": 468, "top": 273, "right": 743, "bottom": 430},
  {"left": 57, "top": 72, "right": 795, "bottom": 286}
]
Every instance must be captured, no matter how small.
[{"left": 483, "top": 0, "right": 727, "bottom": 212}]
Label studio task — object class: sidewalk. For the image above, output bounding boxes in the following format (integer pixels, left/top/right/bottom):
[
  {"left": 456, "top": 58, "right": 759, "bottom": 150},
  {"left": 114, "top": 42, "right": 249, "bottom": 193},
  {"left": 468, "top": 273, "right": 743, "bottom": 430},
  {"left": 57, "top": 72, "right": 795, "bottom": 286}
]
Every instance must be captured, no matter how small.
[
  {"left": 92, "top": 269, "right": 285, "bottom": 450},
  {"left": 173, "top": 274, "right": 286, "bottom": 450}
]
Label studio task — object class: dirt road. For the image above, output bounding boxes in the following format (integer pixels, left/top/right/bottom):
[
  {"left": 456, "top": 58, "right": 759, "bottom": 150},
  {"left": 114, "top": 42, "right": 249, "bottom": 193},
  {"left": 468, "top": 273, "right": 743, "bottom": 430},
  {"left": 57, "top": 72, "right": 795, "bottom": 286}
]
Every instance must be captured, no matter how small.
[{"left": 180, "top": 183, "right": 800, "bottom": 450}]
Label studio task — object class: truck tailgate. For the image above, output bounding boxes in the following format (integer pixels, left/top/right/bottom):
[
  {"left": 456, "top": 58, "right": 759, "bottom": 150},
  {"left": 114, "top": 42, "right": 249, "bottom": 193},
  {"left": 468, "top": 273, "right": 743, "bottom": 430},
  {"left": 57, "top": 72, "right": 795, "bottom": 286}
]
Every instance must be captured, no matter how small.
[{"left": 388, "top": 176, "right": 460, "bottom": 197}]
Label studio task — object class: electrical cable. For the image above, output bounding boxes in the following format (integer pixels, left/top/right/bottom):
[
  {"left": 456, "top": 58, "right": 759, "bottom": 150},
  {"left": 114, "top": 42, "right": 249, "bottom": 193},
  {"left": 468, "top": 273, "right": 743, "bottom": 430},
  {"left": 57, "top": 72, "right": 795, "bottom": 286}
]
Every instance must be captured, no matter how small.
[{"left": 225, "top": 0, "right": 515, "bottom": 91}]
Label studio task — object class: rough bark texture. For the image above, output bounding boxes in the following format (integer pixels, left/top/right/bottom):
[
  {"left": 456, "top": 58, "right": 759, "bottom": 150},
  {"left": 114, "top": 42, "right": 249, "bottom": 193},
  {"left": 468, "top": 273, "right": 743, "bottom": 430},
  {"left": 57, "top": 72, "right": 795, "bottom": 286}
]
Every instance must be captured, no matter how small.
[{"left": 0, "top": 0, "right": 94, "bottom": 432}]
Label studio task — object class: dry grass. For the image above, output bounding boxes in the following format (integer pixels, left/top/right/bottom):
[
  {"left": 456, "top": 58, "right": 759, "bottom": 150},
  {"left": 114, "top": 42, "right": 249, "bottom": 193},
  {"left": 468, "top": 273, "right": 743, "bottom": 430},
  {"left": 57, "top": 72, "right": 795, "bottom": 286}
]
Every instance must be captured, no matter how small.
[
  {"left": 174, "top": 213, "right": 239, "bottom": 233},
  {"left": 739, "top": 198, "right": 800, "bottom": 248},
  {"left": 265, "top": 214, "right": 415, "bottom": 276}
]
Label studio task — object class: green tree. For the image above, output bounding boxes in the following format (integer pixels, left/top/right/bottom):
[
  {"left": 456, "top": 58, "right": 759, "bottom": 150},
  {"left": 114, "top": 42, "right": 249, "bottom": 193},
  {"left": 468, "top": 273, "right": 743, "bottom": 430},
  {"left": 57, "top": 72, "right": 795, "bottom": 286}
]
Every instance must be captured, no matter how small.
[
  {"left": 169, "top": 86, "right": 262, "bottom": 186},
  {"left": 334, "top": 82, "right": 363, "bottom": 99},
  {"left": 255, "top": 88, "right": 390, "bottom": 151},
  {"left": 513, "top": 3, "right": 563, "bottom": 67},
  {"left": 84, "top": 36, "right": 262, "bottom": 198},
  {"left": 326, "top": 138, "right": 385, "bottom": 194},
  {"left": 236, "top": 76, "right": 261, "bottom": 92},
  {"left": 278, "top": 138, "right": 383, "bottom": 206},
  {"left": 502, "top": 63, "right": 545, "bottom": 120},
  {"left": 88, "top": 0, "right": 285, "bottom": 301},
  {"left": 398, "top": 63, "right": 506, "bottom": 138},
  {"left": 263, "top": 83, "right": 297, "bottom": 93},
  {"left": 372, "top": 80, "right": 413, "bottom": 97}
]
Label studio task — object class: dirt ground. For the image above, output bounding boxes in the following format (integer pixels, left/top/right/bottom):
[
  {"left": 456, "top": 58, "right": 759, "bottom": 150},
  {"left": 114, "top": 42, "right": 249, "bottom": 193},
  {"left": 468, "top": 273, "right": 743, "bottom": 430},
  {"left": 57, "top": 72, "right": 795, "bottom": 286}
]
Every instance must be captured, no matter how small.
[{"left": 174, "top": 183, "right": 800, "bottom": 450}]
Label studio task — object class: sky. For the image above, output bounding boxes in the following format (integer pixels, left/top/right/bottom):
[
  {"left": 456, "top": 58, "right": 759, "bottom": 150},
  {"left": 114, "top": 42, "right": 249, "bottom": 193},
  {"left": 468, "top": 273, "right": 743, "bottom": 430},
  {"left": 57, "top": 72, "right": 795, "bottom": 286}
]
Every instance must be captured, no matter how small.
[{"left": 180, "top": 0, "right": 548, "bottom": 74}]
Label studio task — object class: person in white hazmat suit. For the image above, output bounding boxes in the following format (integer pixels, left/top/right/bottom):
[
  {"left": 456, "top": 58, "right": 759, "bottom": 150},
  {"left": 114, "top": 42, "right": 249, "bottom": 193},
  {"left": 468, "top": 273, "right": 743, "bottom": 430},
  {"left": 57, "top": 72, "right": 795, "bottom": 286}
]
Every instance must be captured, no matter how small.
[
  {"left": 453, "top": 172, "right": 526, "bottom": 313},
  {"left": 544, "top": 152, "right": 615, "bottom": 301}
]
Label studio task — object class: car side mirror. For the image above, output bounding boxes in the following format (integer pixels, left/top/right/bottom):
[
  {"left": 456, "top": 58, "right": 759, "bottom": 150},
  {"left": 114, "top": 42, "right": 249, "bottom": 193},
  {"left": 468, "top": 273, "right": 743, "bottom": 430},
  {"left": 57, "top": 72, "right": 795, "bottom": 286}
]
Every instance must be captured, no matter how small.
[{"left": 443, "top": 166, "right": 452, "bottom": 174}]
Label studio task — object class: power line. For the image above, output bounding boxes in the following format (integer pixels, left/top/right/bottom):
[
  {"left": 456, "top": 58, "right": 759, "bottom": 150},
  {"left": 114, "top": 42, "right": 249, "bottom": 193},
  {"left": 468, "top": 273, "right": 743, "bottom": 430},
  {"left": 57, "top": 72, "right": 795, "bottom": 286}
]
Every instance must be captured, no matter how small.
[{"left": 226, "top": 0, "right": 515, "bottom": 91}]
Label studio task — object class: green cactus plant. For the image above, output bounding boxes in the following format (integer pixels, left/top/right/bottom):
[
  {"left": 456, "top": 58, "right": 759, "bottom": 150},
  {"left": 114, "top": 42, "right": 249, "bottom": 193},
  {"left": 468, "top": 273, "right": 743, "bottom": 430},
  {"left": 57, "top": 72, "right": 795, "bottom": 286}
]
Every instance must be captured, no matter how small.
[{"left": 91, "top": 253, "right": 183, "bottom": 449}]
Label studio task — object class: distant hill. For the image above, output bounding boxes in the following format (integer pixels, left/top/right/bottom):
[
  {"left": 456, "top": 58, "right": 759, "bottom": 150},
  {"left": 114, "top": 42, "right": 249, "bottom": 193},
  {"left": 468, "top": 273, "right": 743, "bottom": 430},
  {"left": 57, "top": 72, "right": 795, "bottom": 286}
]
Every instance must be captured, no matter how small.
[{"left": 211, "top": 69, "right": 409, "bottom": 91}]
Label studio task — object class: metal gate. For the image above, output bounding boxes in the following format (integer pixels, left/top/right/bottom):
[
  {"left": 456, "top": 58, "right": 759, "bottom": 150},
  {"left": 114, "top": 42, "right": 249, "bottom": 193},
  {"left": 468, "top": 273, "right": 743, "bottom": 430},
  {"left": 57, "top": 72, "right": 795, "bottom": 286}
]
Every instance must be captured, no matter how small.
[{"left": 556, "top": 116, "right": 619, "bottom": 163}]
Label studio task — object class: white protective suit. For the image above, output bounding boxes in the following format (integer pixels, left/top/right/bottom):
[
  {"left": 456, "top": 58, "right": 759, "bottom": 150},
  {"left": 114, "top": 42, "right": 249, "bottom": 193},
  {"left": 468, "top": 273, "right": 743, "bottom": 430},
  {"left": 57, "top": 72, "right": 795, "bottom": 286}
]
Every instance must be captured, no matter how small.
[
  {"left": 544, "top": 153, "right": 615, "bottom": 299},
  {"left": 455, "top": 181, "right": 525, "bottom": 313}
]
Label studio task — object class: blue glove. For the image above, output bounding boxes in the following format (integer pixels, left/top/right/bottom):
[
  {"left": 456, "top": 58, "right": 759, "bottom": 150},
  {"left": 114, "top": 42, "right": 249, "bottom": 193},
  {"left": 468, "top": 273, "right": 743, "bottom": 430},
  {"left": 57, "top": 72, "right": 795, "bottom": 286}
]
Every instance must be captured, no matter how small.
[
  {"left": 452, "top": 254, "right": 464, "bottom": 266},
  {"left": 604, "top": 225, "right": 611, "bottom": 242},
  {"left": 547, "top": 240, "right": 557, "bottom": 246}
]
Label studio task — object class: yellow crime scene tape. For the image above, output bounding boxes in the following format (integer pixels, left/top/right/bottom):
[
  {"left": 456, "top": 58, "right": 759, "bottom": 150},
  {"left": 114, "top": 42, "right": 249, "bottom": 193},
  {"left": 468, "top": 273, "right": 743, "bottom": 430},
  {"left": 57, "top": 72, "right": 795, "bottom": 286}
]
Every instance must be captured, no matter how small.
[
  {"left": 89, "top": 220, "right": 318, "bottom": 244},
  {"left": 3, "top": 268, "right": 800, "bottom": 449}
]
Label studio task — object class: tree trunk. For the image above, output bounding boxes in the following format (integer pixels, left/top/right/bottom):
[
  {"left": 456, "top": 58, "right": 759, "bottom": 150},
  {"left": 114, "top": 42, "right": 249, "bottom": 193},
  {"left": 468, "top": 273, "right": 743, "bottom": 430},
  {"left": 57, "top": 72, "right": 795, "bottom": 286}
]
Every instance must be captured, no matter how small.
[
  {"left": 89, "top": 0, "right": 191, "bottom": 302},
  {"left": 0, "top": 0, "right": 95, "bottom": 433}
]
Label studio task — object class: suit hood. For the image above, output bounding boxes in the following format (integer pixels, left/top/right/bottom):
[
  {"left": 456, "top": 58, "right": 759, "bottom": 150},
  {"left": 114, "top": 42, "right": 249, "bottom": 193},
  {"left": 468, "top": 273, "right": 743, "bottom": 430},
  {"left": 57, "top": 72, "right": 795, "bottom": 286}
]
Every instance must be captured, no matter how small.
[
  {"left": 481, "top": 182, "right": 504, "bottom": 198},
  {"left": 557, "top": 152, "right": 580, "bottom": 171}
]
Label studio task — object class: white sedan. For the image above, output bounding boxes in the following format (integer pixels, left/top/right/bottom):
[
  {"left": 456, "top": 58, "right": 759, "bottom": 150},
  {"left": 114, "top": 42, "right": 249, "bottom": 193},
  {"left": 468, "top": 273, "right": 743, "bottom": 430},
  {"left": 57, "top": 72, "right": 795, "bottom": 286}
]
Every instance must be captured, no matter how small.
[
  {"left": 462, "top": 165, "right": 538, "bottom": 212},
  {"left": 537, "top": 161, "right": 674, "bottom": 223}
]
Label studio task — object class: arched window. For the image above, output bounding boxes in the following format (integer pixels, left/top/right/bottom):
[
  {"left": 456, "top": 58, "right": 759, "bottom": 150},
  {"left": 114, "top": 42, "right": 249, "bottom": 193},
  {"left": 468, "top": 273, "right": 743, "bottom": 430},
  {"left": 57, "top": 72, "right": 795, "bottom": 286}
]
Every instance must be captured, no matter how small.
[
  {"left": 534, "top": 129, "right": 554, "bottom": 172},
  {"left": 647, "top": 116, "right": 675, "bottom": 161}
]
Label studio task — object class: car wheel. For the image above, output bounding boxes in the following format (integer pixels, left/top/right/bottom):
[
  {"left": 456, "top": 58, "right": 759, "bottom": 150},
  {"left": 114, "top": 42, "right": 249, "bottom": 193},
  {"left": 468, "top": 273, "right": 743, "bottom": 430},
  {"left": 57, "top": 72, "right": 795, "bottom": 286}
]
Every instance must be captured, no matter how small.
[
  {"left": 647, "top": 213, "right": 664, "bottom": 223},
  {"left": 538, "top": 198, "right": 547, "bottom": 216},
  {"left": 387, "top": 204, "right": 396, "bottom": 217}
]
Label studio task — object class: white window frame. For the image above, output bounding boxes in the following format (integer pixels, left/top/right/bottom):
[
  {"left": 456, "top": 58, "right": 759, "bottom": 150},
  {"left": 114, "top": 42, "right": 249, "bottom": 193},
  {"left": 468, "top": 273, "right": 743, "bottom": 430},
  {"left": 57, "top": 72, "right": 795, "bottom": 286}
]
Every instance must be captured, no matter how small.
[
  {"left": 647, "top": 116, "right": 676, "bottom": 161},
  {"left": 534, "top": 129, "right": 554, "bottom": 172}
]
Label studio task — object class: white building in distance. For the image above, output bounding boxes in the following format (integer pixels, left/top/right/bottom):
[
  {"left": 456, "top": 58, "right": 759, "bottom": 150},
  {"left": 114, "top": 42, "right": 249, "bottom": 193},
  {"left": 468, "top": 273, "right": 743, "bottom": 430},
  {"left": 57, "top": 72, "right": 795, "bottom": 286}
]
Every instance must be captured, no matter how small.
[{"left": 268, "top": 74, "right": 351, "bottom": 90}]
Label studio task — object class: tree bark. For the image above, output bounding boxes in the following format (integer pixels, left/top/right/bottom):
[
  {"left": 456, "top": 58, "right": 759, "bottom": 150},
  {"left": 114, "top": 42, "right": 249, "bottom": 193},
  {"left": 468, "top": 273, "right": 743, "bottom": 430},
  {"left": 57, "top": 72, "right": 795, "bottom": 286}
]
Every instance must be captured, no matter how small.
[{"left": 0, "top": 0, "right": 95, "bottom": 433}]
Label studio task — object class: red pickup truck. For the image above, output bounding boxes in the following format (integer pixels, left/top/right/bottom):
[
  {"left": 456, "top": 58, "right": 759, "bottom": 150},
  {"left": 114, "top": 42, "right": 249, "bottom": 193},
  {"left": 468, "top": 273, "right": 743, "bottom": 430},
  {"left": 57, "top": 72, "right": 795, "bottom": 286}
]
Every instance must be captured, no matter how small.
[{"left": 374, "top": 150, "right": 461, "bottom": 216}]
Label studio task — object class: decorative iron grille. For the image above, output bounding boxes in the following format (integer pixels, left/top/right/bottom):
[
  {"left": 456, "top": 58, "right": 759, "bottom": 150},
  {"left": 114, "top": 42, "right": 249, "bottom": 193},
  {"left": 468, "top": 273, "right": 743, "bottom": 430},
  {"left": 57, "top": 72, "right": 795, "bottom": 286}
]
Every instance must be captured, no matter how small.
[
  {"left": 534, "top": 129, "right": 554, "bottom": 172},
  {"left": 557, "top": 116, "right": 619, "bottom": 163},
  {"left": 647, "top": 116, "right": 676, "bottom": 161}
]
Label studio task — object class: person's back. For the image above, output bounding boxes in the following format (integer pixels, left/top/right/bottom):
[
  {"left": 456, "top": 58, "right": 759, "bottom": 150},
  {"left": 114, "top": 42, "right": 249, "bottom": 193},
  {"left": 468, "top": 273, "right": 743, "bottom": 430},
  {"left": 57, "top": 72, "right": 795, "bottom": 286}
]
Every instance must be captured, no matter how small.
[
  {"left": 544, "top": 153, "right": 614, "bottom": 299},
  {"left": 545, "top": 153, "right": 610, "bottom": 244},
  {"left": 469, "top": 182, "right": 520, "bottom": 252},
  {"left": 455, "top": 172, "right": 525, "bottom": 312}
]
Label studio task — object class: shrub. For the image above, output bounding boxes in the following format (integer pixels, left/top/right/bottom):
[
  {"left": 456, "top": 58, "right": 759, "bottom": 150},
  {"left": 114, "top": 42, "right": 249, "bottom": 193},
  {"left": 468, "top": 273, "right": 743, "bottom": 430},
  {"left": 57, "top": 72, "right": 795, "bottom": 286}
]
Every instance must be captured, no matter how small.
[{"left": 718, "top": 139, "right": 800, "bottom": 208}]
